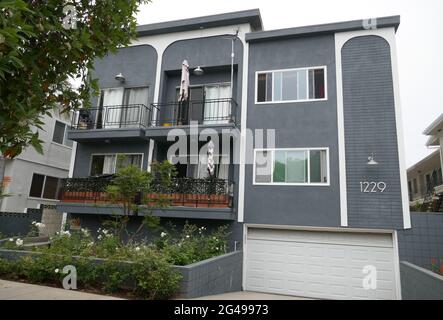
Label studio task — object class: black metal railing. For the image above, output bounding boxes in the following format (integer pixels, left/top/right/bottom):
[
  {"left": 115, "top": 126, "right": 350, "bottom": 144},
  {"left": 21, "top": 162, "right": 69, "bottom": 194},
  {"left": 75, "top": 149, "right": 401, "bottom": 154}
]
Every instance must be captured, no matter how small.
[
  {"left": 72, "top": 104, "right": 153, "bottom": 130},
  {"left": 59, "top": 177, "right": 233, "bottom": 208},
  {"left": 151, "top": 98, "right": 237, "bottom": 127}
]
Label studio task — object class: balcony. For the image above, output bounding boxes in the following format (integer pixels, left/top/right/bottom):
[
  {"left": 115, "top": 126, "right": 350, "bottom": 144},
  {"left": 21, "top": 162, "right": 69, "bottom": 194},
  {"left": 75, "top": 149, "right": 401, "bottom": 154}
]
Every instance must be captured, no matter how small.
[
  {"left": 147, "top": 98, "right": 238, "bottom": 139},
  {"left": 67, "top": 104, "right": 153, "bottom": 142},
  {"left": 56, "top": 177, "right": 235, "bottom": 220}
]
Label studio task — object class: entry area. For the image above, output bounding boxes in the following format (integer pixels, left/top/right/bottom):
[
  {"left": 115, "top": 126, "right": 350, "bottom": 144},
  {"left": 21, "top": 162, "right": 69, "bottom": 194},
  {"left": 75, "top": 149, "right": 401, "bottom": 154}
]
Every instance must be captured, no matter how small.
[{"left": 245, "top": 227, "right": 399, "bottom": 300}]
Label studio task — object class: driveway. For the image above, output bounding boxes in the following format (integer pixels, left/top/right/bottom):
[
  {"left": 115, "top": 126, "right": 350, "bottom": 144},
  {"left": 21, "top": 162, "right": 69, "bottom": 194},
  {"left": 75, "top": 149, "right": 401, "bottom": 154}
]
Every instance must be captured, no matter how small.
[
  {"left": 192, "top": 291, "right": 310, "bottom": 300},
  {"left": 0, "top": 279, "right": 122, "bottom": 300}
]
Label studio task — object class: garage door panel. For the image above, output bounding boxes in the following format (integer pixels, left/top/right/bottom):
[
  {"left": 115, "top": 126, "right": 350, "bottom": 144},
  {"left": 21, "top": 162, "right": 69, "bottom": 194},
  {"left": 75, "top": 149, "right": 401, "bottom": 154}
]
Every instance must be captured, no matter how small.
[{"left": 246, "top": 229, "right": 398, "bottom": 300}]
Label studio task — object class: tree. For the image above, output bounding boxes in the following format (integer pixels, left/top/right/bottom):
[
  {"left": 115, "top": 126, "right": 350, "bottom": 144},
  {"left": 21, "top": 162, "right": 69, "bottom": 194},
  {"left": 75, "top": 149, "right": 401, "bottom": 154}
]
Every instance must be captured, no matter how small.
[
  {"left": 0, "top": 0, "right": 149, "bottom": 158},
  {"left": 105, "top": 161, "right": 177, "bottom": 241}
]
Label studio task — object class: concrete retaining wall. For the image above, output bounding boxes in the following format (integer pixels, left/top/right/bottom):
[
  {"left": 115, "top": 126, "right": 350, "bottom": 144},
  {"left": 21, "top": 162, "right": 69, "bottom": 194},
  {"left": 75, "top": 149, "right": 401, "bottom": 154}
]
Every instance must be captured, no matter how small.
[
  {"left": 0, "top": 249, "right": 242, "bottom": 299},
  {"left": 174, "top": 251, "right": 243, "bottom": 299},
  {"left": 400, "top": 261, "right": 443, "bottom": 300}
]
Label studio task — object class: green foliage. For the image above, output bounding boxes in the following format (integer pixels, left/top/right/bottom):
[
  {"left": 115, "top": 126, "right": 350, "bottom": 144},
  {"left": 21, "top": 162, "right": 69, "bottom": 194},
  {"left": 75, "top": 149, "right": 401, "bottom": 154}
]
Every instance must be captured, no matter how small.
[
  {"left": 158, "top": 222, "right": 230, "bottom": 266},
  {"left": 0, "top": 0, "right": 149, "bottom": 157},
  {"left": 0, "top": 220, "right": 229, "bottom": 299}
]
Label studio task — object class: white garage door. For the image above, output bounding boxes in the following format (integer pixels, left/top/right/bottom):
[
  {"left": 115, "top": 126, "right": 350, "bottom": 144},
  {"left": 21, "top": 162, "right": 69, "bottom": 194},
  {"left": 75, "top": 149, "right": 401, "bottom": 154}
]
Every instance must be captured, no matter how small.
[{"left": 246, "top": 228, "right": 399, "bottom": 300}]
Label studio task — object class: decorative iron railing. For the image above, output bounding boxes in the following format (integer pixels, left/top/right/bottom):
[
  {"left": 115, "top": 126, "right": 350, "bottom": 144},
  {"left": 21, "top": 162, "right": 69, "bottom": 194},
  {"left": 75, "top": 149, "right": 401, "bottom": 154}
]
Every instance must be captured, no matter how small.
[
  {"left": 58, "top": 177, "right": 233, "bottom": 209},
  {"left": 71, "top": 104, "right": 153, "bottom": 130},
  {"left": 150, "top": 98, "right": 237, "bottom": 127}
]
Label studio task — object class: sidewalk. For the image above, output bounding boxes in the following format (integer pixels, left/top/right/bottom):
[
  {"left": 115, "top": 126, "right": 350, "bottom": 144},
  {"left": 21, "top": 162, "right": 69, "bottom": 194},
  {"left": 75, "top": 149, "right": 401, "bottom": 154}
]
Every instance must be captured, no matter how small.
[{"left": 0, "top": 279, "right": 123, "bottom": 300}]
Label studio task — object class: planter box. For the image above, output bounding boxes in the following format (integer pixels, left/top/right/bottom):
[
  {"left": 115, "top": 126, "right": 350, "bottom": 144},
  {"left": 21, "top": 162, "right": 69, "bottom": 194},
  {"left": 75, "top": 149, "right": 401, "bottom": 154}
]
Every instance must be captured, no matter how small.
[{"left": 0, "top": 248, "right": 242, "bottom": 299}]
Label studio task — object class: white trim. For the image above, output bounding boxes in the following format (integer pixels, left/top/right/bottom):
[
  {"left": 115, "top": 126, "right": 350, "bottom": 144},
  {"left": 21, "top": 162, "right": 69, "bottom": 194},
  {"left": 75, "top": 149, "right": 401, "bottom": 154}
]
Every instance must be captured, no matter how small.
[
  {"left": 50, "top": 141, "right": 72, "bottom": 151},
  {"left": 237, "top": 31, "right": 250, "bottom": 223},
  {"left": 334, "top": 27, "right": 411, "bottom": 229},
  {"left": 334, "top": 33, "right": 348, "bottom": 227},
  {"left": 392, "top": 230, "right": 402, "bottom": 300},
  {"left": 252, "top": 147, "right": 330, "bottom": 186},
  {"left": 254, "top": 66, "right": 328, "bottom": 104},
  {"left": 89, "top": 153, "right": 144, "bottom": 175},
  {"left": 28, "top": 197, "right": 59, "bottom": 202}
]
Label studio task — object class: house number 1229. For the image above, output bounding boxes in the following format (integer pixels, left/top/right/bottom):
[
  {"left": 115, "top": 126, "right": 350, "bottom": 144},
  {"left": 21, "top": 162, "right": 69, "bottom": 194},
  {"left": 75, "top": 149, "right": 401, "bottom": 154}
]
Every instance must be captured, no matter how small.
[{"left": 360, "top": 182, "right": 387, "bottom": 193}]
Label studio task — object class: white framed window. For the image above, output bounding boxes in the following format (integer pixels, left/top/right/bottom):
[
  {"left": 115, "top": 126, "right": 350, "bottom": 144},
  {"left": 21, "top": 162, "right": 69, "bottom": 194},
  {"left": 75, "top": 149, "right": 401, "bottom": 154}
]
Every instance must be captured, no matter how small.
[
  {"left": 253, "top": 148, "right": 330, "bottom": 186},
  {"left": 255, "top": 66, "right": 327, "bottom": 104},
  {"left": 52, "top": 120, "right": 73, "bottom": 148},
  {"left": 29, "top": 173, "right": 61, "bottom": 200},
  {"left": 90, "top": 153, "right": 143, "bottom": 176}
]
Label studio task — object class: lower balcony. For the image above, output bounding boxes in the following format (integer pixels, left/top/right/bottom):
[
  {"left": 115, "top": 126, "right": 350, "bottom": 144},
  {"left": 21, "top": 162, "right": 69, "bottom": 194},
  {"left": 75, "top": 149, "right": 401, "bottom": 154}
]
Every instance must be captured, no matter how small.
[{"left": 56, "top": 177, "right": 235, "bottom": 220}]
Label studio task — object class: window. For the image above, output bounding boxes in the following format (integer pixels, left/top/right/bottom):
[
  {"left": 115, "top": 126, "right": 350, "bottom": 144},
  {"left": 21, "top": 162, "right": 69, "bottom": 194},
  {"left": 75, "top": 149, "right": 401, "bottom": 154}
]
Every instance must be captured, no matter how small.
[
  {"left": 413, "top": 178, "right": 418, "bottom": 194},
  {"left": 52, "top": 120, "right": 73, "bottom": 147},
  {"left": 254, "top": 148, "right": 329, "bottom": 185},
  {"left": 29, "top": 173, "right": 61, "bottom": 200},
  {"left": 90, "top": 154, "right": 143, "bottom": 176},
  {"left": 256, "top": 67, "right": 326, "bottom": 103}
]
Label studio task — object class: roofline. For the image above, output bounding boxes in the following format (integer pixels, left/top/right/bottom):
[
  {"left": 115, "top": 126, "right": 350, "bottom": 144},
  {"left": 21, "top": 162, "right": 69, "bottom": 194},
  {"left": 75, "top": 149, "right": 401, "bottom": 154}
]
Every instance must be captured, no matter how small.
[
  {"left": 245, "top": 15, "right": 400, "bottom": 43},
  {"left": 423, "top": 113, "right": 443, "bottom": 135},
  {"left": 407, "top": 149, "right": 441, "bottom": 173},
  {"left": 136, "top": 9, "right": 263, "bottom": 37}
]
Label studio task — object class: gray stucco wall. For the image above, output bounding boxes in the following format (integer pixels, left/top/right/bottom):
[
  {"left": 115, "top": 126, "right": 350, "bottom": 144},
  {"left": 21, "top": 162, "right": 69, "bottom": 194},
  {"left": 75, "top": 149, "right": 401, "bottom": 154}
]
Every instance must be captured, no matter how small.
[
  {"left": 400, "top": 261, "right": 443, "bottom": 300},
  {"left": 91, "top": 44, "right": 158, "bottom": 107},
  {"left": 342, "top": 35, "right": 404, "bottom": 229},
  {"left": 244, "top": 34, "right": 341, "bottom": 227},
  {"left": 398, "top": 212, "right": 443, "bottom": 270},
  {"left": 72, "top": 141, "right": 150, "bottom": 177}
]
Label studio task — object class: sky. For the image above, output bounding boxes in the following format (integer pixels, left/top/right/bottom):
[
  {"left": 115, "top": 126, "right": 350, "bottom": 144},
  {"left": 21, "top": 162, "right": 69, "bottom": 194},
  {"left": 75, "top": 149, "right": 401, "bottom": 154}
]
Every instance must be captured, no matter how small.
[{"left": 135, "top": 0, "right": 443, "bottom": 167}]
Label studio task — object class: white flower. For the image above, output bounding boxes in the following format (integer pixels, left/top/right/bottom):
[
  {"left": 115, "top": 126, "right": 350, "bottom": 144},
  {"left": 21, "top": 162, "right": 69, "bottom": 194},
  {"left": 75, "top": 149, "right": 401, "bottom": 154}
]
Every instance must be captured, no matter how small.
[
  {"left": 35, "top": 222, "right": 46, "bottom": 229},
  {"left": 161, "top": 232, "right": 167, "bottom": 238},
  {"left": 15, "top": 239, "right": 23, "bottom": 247},
  {"left": 81, "top": 228, "right": 90, "bottom": 236},
  {"left": 215, "top": 247, "right": 219, "bottom": 250},
  {"left": 98, "top": 235, "right": 103, "bottom": 240},
  {"left": 87, "top": 241, "right": 94, "bottom": 247},
  {"left": 31, "top": 221, "right": 37, "bottom": 225},
  {"left": 60, "top": 230, "right": 71, "bottom": 237},
  {"left": 54, "top": 268, "right": 59, "bottom": 273},
  {"left": 102, "top": 229, "right": 108, "bottom": 235},
  {"left": 135, "top": 247, "right": 140, "bottom": 252},
  {"left": 186, "top": 235, "right": 190, "bottom": 239},
  {"left": 9, "top": 238, "right": 13, "bottom": 242}
]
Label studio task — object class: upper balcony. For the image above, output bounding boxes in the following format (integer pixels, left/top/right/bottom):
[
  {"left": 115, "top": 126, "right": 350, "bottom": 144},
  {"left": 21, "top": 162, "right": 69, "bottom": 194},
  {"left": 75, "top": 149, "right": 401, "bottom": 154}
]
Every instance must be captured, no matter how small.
[
  {"left": 67, "top": 98, "right": 238, "bottom": 143},
  {"left": 147, "top": 98, "right": 238, "bottom": 139},
  {"left": 67, "top": 104, "right": 152, "bottom": 142}
]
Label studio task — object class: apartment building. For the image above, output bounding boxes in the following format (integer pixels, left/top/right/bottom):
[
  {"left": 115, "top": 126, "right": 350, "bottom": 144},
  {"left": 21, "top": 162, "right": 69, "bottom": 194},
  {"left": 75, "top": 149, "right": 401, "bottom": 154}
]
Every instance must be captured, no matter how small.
[{"left": 56, "top": 9, "right": 410, "bottom": 300}]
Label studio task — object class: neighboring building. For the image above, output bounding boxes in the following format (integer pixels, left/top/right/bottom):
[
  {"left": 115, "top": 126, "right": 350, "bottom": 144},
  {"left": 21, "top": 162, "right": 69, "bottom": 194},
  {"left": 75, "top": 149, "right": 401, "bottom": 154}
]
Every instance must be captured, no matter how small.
[
  {"left": 0, "top": 109, "right": 72, "bottom": 212},
  {"left": 407, "top": 114, "right": 443, "bottom": 209},
  {"left": 57, "top": 10, "right": 410, "bottom": 300}
]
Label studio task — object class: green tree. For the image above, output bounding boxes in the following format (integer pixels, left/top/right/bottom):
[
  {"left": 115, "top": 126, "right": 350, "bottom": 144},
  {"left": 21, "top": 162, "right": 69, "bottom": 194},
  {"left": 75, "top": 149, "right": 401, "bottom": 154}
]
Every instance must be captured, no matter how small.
[
  {"left": 105, "top": 161, "right": 177, "bottom": 241},
  {"left": 0, "top": 0, "right": 149, "bottom": 158}
]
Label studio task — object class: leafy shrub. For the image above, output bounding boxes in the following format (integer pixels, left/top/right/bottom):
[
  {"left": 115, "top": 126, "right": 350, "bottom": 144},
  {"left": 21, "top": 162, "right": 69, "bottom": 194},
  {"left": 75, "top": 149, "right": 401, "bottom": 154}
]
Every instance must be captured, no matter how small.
[{"left": 0, "top": 220, "right": 230, "bottom": 299}]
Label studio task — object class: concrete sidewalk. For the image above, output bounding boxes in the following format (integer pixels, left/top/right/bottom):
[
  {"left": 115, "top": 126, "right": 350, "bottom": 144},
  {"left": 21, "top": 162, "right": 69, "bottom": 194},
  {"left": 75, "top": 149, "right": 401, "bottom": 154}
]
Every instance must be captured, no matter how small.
[{"left": 0, "top": 279, "right": 123, "bottom": 300}]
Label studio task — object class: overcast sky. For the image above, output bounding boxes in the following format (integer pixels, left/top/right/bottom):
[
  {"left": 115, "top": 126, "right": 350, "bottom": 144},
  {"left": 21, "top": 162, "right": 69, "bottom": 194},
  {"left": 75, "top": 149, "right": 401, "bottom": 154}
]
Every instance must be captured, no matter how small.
[{"left": 136, "top": 0, "right": 443, "bottom": 167}]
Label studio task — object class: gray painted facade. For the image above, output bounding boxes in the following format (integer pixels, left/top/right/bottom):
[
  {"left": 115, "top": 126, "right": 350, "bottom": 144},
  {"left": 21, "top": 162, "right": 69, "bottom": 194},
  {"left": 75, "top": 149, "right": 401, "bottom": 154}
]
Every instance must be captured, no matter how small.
[
  {"left": 342, "top": 36, "right": 404, "bottom": 229},
  {"left": 244, "top": 34, "right": 341, "bottom": 227}
]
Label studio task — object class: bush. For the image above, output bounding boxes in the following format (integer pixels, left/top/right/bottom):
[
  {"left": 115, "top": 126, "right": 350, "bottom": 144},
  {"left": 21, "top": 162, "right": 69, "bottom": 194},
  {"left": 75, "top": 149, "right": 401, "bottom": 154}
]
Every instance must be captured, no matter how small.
[{"left": 0, "top": 220, "right": 230, "bottom": 299}]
